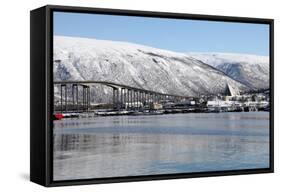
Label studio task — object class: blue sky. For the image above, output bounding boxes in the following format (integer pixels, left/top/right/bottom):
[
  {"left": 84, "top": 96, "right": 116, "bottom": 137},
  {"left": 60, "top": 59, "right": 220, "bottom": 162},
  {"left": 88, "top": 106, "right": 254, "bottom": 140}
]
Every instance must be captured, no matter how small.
[{"left": 53, "top": 12, "right": 269, "bottom": 56}]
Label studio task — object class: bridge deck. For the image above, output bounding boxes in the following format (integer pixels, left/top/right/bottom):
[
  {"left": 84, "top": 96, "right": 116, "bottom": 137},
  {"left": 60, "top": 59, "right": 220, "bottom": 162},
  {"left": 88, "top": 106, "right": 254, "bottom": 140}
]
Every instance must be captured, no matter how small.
[{"left": 54, "top": 80, "right": 194, "bottom": 99}]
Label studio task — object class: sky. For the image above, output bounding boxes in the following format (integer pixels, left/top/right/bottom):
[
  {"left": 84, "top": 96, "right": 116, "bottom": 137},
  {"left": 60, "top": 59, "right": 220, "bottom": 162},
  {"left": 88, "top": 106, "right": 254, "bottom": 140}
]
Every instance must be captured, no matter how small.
[{"left": 53, "top": 11, "right": 270, "bottom": 56}]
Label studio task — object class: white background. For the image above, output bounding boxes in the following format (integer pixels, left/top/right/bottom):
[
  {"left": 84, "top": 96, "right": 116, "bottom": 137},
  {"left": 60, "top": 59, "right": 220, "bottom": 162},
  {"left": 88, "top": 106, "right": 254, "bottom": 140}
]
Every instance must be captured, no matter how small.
[{"left": 0, "top": 0, "right": 279, "bottom": 191}]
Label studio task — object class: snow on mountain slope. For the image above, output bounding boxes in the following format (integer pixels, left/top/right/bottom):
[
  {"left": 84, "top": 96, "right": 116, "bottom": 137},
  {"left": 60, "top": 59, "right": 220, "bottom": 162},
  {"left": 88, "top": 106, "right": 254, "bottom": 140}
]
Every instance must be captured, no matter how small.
[
  {"left": 53, "top": 36, "right": 248, "bottom": 103},
  {"left": 187, "top": 53, "right": 269, "bottom": 90}
]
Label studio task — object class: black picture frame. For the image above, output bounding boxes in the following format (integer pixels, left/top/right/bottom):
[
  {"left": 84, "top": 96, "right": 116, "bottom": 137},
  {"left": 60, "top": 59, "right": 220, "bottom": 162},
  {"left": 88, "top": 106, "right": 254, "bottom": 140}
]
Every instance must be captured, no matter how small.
[{"left": 30, "top": 4, "right": 274, "bottom": 187}]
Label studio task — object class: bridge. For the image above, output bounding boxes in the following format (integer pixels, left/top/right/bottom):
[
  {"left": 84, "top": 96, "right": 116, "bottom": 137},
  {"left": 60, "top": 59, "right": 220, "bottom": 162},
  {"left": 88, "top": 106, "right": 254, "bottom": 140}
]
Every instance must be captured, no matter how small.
[{"left": 53, "top": 81, "right": 195, "bottom": 113}]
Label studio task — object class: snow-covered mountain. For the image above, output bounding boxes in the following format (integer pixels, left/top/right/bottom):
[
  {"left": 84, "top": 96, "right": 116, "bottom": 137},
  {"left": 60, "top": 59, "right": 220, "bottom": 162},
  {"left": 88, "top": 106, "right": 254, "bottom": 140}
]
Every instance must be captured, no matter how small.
[
  {"left": 53, "top": 36, "right": 248, "bottom": 103},
  {"left": 187, "top": 53, "right": 269, "bottom": 90}
]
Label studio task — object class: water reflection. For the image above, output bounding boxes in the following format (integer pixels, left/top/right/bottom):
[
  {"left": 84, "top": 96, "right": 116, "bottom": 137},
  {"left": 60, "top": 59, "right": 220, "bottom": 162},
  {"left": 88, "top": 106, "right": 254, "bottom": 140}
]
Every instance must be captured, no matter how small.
[{"left": 53, "top": 112, "right": 269, "bottom": 181}]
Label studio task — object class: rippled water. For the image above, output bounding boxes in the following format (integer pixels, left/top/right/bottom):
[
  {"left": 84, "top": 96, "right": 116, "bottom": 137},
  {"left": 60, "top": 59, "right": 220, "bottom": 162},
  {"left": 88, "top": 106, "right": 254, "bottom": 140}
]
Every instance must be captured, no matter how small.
[{"left": 53, "top": 112, "right": 269, "bottom": 181}]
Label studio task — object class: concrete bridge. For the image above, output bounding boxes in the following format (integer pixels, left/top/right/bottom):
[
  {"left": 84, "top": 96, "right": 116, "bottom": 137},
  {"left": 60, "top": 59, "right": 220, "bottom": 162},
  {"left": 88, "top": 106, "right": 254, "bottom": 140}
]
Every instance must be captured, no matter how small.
[{"left": 53, "top": 80, "right": 194, "bottom": 113}]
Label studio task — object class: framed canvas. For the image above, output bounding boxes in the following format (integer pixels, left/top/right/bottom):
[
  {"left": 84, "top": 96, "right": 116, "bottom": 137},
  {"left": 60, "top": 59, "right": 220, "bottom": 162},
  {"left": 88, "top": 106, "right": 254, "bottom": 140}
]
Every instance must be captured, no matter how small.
[{"left": 30, "top": 5, "right": 274, "bottom": 187}]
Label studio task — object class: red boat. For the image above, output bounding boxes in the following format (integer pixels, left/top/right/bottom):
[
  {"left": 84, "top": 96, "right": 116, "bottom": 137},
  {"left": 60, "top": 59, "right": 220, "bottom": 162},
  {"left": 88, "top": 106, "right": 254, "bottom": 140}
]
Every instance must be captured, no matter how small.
[{"left": 53, "top": 113, "right": 63, "bottom": 120}]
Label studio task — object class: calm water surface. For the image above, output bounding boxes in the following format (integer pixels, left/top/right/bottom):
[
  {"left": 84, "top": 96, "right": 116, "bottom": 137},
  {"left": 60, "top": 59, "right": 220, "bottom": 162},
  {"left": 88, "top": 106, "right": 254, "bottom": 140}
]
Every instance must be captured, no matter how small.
[{"left": 53, "top": 112, "right": 269, "bottom": 181}]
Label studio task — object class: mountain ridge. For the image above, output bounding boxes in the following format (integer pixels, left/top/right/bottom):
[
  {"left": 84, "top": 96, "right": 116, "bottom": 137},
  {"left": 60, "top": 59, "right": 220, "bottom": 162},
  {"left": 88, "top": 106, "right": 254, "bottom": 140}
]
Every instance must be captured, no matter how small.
[
  {"left": 53, "top": 36, "right": 265, "bottom": 103},
  {"left": 187, "top": 52, "right": 269, "bottom": 90}
]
